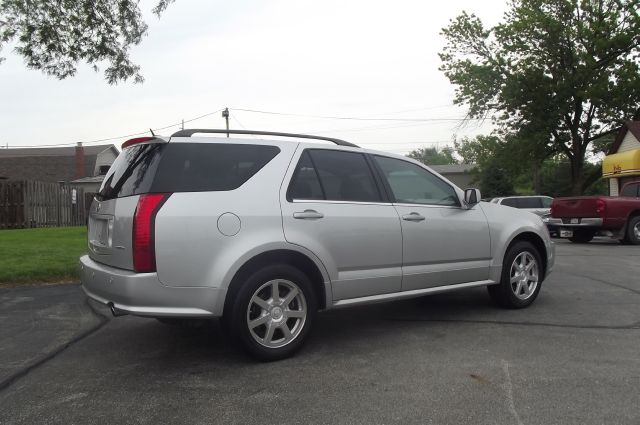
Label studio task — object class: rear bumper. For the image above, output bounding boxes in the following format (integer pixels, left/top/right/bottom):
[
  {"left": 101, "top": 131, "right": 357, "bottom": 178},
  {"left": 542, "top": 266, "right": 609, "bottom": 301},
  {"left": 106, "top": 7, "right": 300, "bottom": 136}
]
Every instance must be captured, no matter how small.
[
  {"left": 547, "top": 218, "right": 603, "bottom": 228},
  {"left": 79, "top": 255, "right": 225, "bottom": 317}
]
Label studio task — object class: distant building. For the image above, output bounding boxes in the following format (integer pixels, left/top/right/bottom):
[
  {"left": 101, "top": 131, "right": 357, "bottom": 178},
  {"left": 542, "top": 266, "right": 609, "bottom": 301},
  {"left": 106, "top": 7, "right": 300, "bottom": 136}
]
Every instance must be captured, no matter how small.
[
  {"left": 0, "top": 143, "right": 118, "bottom": 193},
  {"left": 602, "top": 121, "right": 640, "bottom": 196},
  {"left": 429, "top": 163, "right": 477, "bottom": 189}
]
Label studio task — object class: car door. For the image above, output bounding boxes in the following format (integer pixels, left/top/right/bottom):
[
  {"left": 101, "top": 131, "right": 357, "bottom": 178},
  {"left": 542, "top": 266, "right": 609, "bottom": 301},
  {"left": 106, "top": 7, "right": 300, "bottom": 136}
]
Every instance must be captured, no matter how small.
[
  {"left": 372, "top": 155, "right": 491, "bottom": 291},
  {"left": 281, "top": 148, "right": 403, "bottom": 301}
]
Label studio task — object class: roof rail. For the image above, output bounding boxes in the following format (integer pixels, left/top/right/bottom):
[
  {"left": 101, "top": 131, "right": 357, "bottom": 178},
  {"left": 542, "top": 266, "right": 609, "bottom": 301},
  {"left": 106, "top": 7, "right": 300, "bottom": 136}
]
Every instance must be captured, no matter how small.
[{"left": 170, "top": 129, "right": 359, "bottom": 148}]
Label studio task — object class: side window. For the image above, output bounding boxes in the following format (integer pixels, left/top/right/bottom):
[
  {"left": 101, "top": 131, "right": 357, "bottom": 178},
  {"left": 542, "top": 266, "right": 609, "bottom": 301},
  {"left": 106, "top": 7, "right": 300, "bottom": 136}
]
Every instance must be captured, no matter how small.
[
  {"left": 621, "top": 183, "right": 639, "bottom": 198},
  {"left": 307, "top": 150, "right": 382, "bottom": 202},
  {"left": 287, "top": 151, "right": 324, "bottom": 200},
  {"left": 374, "top": 156, "right": 460, "bottom": 206},
  {"left": 541, "top": 197, "right": 553, "bottom": 208},
  {"left": 501, "top": 198, "right": 518, "bottom": 208},
  {"left": 519, "top": 197, "right": 543, "bottom": 208}
]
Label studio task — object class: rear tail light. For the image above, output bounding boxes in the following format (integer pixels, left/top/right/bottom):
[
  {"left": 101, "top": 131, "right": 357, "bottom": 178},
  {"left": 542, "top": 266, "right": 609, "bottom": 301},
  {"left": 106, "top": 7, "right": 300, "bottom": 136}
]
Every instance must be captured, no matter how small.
[
  {"left": 132, "top": 193, "right": 171, "bottom": 273},
  {"left": 596, "top": 199, "right": 606, "bottom": 216}
]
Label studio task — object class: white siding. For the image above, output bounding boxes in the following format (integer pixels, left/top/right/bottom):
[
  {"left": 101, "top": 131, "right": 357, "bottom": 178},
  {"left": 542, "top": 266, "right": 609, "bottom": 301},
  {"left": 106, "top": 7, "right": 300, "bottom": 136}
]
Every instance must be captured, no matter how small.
[
  {"left": 93, "top": 149, "right": 118, "bottom": 176},
  {"left": 609, "top": 178, "right": 619, "bottom": 196},
  {"left": 618, "top": 131, "right": 640, "bottom": 153}
]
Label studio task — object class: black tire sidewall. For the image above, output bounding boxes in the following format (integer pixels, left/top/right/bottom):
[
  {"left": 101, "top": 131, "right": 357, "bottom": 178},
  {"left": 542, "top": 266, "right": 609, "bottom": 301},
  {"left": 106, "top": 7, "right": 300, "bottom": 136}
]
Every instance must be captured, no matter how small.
[
  {"left": 227, "top": 264, "right": 317, "bottom": 361},
  {"left": 627, "top": 217, "right": 640, "bottom": 245},
  {"left": 569, "top": 229, "right": 594, "bottom": 243},
  {"left": 497, "top": 241, "right": 543, "bottom": 308}
]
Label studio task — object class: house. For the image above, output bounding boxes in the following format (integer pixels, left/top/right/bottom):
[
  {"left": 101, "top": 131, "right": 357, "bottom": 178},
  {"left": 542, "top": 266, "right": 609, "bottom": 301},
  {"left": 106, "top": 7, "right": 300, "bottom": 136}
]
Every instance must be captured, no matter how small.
[
  {"left": 602, "top": 121, "right": 640, "bottom": 196},
  {"left": 429, "top": 163, "right": 477, "bottom": 189},
  {"left": 0, "top": 143, "right": 118, "bottom": 193}
]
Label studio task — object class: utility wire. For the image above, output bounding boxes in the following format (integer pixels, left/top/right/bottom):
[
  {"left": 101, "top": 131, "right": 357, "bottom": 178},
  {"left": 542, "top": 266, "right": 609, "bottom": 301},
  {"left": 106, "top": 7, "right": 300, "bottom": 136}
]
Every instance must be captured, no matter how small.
[
  {"left": 7, "top": 109, "right": 225, "bottom": 148},
  {"left": 233, "top": 107, "right": 478, "bottom": 122}
]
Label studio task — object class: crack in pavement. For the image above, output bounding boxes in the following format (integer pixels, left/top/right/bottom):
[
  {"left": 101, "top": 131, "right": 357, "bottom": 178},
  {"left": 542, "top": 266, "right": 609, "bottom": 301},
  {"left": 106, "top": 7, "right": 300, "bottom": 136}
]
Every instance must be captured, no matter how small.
[
  {"left": 384, "top": 317, "right": 640, "bottom": 330},
  {"left": 0, "top": 299, "right": 110, "bottom": 393},
  {"left": 568, "top": 272, "right": 640, "bottom": 296}
]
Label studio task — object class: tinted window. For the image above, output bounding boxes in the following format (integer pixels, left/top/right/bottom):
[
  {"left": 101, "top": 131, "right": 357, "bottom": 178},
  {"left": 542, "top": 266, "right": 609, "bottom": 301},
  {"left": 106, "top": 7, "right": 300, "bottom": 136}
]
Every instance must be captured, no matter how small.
[
  {"left": 374, "top": 156, "right": 459, "bottom": 206},
  {"left": 541, "top": 197, "right": 553, "bottom": 208},
  {"left": 518, "top": 197, "right": 543, "bottom": 208},
  {"left": 98, "top": 143, "right": 279, "bottom": 200},
  {"left": 98, "top": 143, "right": 164, "bottom": 200},
  {"left": 287, "top": 151, "right": 324, "bottom": 200},
  {"left": 306, "top": 150, "right": 381, "bottom": 202},
  {"left": 621, "top": 183, "right": 639, "bottom": 197},
  {"left": 501, "top": 198, "right": 518, "bottom": 208}
]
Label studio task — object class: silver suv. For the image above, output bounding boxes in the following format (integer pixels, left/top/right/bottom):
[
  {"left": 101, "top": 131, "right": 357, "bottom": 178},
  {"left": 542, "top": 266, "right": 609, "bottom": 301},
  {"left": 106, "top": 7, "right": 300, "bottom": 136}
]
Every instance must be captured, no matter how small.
[{"left": 80, "top": 129, "right": 555, "bottom": 361}]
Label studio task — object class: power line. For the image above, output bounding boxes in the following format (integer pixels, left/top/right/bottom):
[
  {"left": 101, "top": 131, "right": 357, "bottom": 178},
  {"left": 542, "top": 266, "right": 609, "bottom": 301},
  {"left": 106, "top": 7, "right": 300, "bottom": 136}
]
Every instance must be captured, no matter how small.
[
  {"left": 233, "top": 107, "right": 480, "bottom": 122},
  {"left": 7, "top": 108, "right": 225, "bottom": 148}
]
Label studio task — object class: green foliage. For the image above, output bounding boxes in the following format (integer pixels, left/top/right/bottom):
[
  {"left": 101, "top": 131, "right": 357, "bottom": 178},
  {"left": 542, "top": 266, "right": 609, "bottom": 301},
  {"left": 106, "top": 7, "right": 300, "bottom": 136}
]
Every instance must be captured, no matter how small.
[
  {"left": 440, "top": 0, "right": 640, "bottom": 194},
  {"left": 0, "top": 226, "right": 87, "bottom": 284},
  {"left": 0, "top": 0, "right": 175, "bottom": 84},
  {"left": 480, "top": 162, "right": 516, "bottom": 198},
  {"left": 455, "top": 134, "right": 607, "bottom": 197},
  {"left": 407, "top": 146, "right": 458, "bottom": 165}
]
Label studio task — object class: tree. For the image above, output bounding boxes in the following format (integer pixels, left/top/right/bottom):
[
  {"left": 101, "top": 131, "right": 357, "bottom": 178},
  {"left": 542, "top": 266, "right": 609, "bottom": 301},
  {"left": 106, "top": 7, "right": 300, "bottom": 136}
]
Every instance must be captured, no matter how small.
[
  {"left": 407, "top": 146, "right": 458, "bottom": 165},
  {"left": 480, "top": 162, "right": 516, "bottom": 198},
  {"left": 440, "top": 0, "right": 640, "bottom": 195},
  {"left": 0, "top": 0, "right": 175, "bottom": 84}
]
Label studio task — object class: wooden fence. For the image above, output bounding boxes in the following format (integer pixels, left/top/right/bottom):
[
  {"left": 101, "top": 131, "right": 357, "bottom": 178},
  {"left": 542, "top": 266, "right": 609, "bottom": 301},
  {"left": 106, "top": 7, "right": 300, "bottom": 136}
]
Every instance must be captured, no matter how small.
[{"left": 0, "top": 181, "right": 87, "bottom": 229}]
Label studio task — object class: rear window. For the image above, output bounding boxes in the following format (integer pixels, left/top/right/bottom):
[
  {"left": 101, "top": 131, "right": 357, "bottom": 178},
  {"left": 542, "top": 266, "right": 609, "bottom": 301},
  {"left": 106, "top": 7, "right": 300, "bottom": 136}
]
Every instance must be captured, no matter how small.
[
  {"left": 518, "top": 197, "right": 542, "bottom": 208},
  {"left": 98, "top": 143, "right": 280, "bottom": 200},
  {"left": 621, "top": 183, "right": 639, "bottom": 197},
  {"left": 501, "top": 198, "right": 518, "bottom": 208}
]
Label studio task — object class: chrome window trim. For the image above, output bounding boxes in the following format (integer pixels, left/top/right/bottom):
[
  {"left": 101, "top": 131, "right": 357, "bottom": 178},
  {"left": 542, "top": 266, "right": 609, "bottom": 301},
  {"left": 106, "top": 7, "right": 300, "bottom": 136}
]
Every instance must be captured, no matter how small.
[{"left": 290, "top": 199, "right": 393, "bottom": 206}]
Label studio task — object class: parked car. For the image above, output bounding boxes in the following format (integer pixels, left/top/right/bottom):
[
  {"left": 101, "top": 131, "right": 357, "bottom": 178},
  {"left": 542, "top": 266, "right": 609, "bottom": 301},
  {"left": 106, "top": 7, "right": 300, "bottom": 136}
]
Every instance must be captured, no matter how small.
[
  {"left": 549, "top": 182, "right": 640, "bottom": 244},
  {"left": 80, "top": 129, "right": 555, "bottom": 361},
  {"left": 490, "top": 196, "right": 554, "bottom": 216}
]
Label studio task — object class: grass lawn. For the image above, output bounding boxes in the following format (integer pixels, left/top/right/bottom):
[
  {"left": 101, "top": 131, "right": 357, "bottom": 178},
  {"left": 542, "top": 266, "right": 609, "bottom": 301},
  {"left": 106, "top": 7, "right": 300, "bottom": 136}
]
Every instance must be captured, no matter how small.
[{"left": 0, "top": 226, "right": 87, "bottom": 285}]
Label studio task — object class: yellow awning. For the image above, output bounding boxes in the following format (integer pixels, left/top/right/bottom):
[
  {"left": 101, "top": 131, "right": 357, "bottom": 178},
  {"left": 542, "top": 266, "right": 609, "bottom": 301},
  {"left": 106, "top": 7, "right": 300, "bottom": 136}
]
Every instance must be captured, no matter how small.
[{"left": 603, "top": 149, "right": 640, "bottom": 178}]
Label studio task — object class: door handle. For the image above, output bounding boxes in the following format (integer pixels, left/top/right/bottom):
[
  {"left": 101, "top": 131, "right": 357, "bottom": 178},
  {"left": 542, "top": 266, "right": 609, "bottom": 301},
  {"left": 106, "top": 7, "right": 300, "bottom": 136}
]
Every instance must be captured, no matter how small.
[
  {"left": 402, "top": 212, "right": 426, "bottom": 222},
  {"left": 293, "top": 209, "right": 324, "bottom": 219}
]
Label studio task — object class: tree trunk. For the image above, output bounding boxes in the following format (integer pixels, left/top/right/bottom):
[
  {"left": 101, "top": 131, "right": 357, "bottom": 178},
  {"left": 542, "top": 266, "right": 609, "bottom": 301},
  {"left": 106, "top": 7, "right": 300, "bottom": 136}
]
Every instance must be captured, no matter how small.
[
  {"left": 532, "top": 161, "right": 541, "bottom": 194},
  {"left": 569, "top": 154, "right": 585, "bottom": 195}
]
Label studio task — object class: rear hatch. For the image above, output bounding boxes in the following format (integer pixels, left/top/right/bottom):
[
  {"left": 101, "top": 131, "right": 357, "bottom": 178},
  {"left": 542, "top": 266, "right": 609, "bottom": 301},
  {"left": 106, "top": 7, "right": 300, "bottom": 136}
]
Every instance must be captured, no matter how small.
[
  {"left": 88, "top": 138, "right": 282, "bottom": 272},
  {"left": 88, "top": 140, "right": 165, "bottom": 270},
  {"left": 551, "top": 196, "right": 608, "bottom": 219}
]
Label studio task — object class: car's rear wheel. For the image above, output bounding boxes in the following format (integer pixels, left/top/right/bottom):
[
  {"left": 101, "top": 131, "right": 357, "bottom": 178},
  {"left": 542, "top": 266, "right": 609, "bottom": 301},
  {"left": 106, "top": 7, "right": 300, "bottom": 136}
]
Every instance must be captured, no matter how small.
[
  {"left": 568, "top": 229, "right": 595, "bottom": 244},
  {"left": 488, "top": 241, "right": 543, "bottom": 309},
  {"left": 225, "top": 264, "right": 317, "bottom": 361},
  {"left": 623, "top": 216, "right": 640, "bottom": 245}
]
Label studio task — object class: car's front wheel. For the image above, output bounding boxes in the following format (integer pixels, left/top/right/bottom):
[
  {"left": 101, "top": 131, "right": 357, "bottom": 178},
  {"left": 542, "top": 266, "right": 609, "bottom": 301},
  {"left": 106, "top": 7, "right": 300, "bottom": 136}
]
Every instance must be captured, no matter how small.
[
  {"left": 225, "top": 264, "right": 317, "bottom": 361},
  {"left": 488, "top": 241, "right": 543, "bottom": 309}
]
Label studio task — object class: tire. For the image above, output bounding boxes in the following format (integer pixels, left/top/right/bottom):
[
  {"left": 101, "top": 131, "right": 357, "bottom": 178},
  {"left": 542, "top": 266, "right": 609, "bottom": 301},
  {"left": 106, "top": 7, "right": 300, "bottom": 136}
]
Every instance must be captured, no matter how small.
[
  {"left": 624, "top": 216, "right": 640, "bottom": 245},
  {"left": 224, "top": 264, "right": 317, "bottom": 361},
  {"left": 568, "top": 229, "right": 594, "bottom": 244},
  {"left": 488, "top": 241, "right": 543, "bottom": 309}
]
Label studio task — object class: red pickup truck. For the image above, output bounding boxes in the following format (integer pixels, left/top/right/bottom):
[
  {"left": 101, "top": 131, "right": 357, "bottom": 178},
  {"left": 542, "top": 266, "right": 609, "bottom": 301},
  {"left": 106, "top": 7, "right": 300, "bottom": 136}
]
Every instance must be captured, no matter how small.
[{"left": 549, "top": 181, "right": 640, "bottom": 244}]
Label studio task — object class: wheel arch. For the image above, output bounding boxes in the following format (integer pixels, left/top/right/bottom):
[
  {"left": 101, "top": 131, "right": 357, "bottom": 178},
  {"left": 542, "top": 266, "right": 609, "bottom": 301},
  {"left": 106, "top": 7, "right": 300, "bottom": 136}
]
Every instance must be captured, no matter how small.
[
  {"left": 223, "top": 249, "right": 331, "bottom": 318},
  {"left": 505, "top": 231, "right": 548, "bottom": 279}
]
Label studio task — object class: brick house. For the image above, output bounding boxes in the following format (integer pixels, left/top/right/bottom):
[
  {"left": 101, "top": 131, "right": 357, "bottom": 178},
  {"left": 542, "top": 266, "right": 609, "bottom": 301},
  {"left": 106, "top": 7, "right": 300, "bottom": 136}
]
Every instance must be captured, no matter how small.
[{"left": 0, "top": 143, "right": 118, "bottom": 193}]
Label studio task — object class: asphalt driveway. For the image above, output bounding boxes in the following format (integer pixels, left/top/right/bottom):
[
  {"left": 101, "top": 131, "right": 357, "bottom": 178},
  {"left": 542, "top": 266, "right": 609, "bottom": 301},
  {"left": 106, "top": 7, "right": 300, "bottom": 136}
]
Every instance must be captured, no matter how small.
[{"left": 1, "top": 239, "right": 639, "bottom": 424}]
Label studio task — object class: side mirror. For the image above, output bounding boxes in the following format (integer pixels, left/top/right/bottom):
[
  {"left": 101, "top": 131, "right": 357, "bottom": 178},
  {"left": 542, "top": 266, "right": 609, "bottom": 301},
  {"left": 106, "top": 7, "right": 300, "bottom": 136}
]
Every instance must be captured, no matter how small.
[{"left": 464, "top": 188, "right": 481, "bottom": 206}]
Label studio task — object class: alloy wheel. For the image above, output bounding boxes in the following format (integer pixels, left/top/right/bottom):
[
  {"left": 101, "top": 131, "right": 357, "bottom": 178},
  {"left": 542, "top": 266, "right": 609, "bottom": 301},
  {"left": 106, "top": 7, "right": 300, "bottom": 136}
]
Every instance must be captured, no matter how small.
[
  {"left": 246, "top": 279, "right": 307, "bottom": 349},
  {"left": 509, "top": 251, "right": 539, "bottom": 300}
]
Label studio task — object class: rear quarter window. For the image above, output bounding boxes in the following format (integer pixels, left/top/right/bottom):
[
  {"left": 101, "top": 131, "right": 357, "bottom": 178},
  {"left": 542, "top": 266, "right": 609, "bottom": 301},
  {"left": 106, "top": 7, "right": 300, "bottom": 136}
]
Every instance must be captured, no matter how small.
[{"left": 151, "top": 143, "right": 280, "bottom": 193}]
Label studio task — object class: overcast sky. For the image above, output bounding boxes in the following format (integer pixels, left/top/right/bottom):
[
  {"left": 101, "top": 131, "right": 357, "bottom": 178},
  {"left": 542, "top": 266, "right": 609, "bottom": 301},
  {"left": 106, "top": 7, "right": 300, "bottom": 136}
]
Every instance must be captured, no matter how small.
[{"left": 0, "top": 0, "right": 508, "bottom": 154}]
